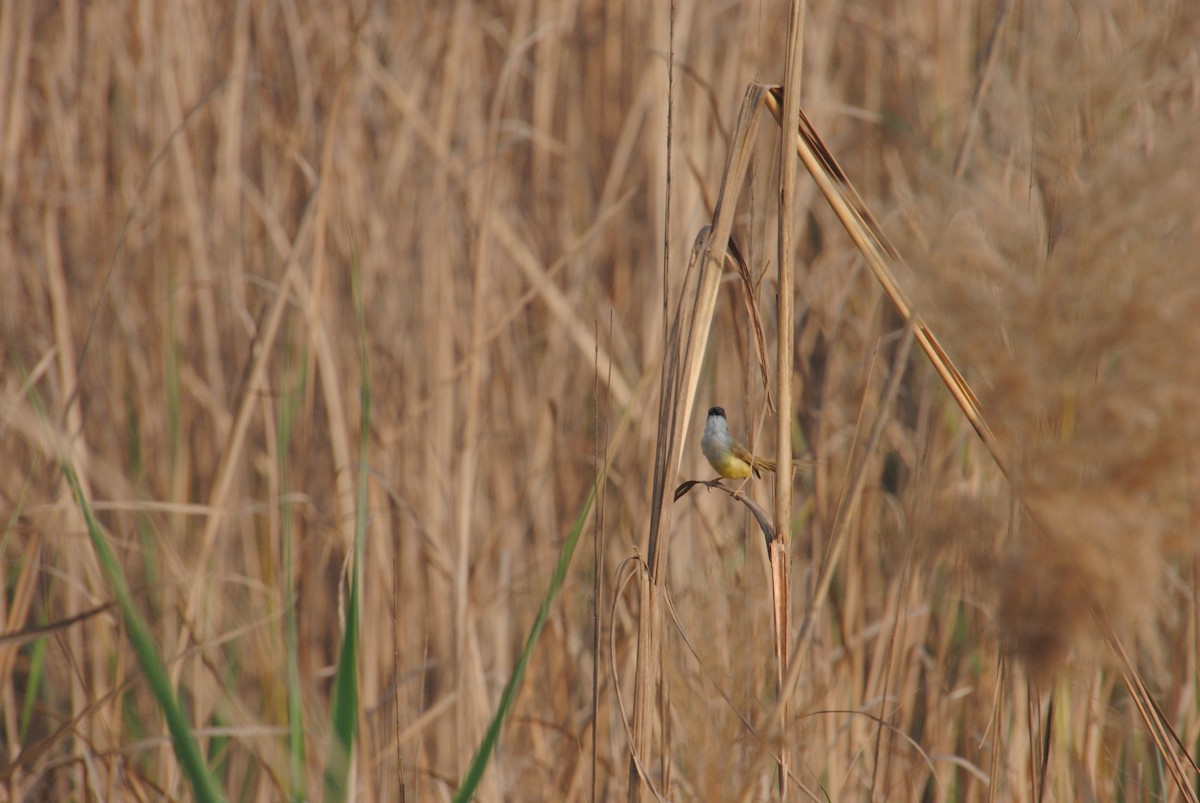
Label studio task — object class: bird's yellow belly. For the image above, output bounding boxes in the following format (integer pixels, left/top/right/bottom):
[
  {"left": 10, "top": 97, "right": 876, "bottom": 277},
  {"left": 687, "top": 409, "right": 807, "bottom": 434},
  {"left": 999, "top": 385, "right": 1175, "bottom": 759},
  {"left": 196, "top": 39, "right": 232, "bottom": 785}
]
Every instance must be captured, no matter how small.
[{"left": 707, "top": 451, "right": 754, "bottom": 479}]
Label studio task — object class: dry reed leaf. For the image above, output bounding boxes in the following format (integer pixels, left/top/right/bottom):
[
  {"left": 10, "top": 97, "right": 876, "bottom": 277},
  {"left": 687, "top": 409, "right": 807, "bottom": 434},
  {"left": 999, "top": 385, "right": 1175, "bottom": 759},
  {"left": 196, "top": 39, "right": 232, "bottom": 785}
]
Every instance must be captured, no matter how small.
[{"left": 672, "top": 478, "right": 775, "bottom": 552}]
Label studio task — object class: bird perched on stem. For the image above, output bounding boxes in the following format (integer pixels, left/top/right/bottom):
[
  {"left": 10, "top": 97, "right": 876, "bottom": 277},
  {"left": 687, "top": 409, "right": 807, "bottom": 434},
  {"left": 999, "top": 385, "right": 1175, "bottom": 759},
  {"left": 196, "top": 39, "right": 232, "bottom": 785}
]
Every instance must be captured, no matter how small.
[{"left": 700, "top": 406, "right": 776, "bottom": 479}]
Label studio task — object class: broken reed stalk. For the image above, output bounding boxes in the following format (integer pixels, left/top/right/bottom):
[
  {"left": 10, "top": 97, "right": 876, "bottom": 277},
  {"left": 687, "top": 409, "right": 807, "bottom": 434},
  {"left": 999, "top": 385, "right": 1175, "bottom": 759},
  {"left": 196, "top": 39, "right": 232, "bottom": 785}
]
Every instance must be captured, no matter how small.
[
  {"left": 761, "top": 87, "right": 1010, "bottom": 481},
  {"left": 626, "top": 85, "right": 767, "bottom": 803}
]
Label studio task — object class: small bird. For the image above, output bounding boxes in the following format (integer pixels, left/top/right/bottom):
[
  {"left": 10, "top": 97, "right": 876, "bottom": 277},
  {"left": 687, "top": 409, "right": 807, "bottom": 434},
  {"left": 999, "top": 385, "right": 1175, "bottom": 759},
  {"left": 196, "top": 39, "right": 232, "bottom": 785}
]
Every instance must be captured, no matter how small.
[{"left": 701, "top": 406, "right": 776, "bottom": 479}]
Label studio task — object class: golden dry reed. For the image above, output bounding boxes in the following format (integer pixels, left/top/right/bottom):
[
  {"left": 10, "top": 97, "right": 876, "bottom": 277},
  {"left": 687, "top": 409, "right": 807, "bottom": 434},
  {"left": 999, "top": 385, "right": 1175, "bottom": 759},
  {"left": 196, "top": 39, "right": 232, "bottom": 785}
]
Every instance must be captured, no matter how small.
[{"left": 1, "top": 0, "right": 1197, "bottom": 800}]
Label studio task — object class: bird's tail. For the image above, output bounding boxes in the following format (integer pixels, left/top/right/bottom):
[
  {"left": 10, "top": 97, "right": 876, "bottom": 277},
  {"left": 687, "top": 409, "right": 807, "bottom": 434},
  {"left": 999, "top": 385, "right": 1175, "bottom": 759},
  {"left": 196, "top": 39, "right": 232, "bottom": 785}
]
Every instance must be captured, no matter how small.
[
  {"left": 752, "top": 458, "right": 777, "bottom": 477},
  {"left": 752, "top": 457, "right": 820, "bottom": 478}
]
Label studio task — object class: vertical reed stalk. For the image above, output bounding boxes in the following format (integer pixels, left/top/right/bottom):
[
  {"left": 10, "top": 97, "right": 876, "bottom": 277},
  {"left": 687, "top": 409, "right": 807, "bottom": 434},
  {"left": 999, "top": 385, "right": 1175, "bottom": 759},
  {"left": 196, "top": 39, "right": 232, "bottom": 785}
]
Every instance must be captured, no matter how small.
[{"left": 771, "top": 3, "right": 806, "bottom": 797}]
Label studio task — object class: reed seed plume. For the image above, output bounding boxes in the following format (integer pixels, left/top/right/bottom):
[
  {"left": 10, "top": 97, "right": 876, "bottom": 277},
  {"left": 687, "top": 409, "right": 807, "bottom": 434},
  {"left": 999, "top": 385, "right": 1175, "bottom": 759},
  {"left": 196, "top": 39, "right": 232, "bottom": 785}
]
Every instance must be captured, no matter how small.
[{"left": 899, "top": 107, "right": 1200, "bottom": 677}]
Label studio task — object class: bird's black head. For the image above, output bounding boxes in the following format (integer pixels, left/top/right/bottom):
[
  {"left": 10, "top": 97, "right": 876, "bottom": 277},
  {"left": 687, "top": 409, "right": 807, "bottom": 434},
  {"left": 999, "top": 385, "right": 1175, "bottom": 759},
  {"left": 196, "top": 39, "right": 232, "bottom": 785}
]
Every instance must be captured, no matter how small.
[{"left": 708, "top": 406, "right": 726, "bottom": 418}]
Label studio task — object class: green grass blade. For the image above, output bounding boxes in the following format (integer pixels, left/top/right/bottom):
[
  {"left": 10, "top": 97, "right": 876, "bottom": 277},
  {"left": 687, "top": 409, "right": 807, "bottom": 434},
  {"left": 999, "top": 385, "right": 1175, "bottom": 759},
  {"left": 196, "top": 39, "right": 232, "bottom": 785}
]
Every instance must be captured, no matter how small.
[
  {"left": 324, "top": 259, "right": 370, "bottom": 802},
  {"left": 323, "top": 566, "right": 361, "bottom": 803},
  {"left": 452, "top": 461, "right": 608, "bottom": 802},
  {"left": 62, "top": 462, "right": 226, "bottom": 802},
  {"left": 19, "top": 614, "right": 47, "bottom": 742}
]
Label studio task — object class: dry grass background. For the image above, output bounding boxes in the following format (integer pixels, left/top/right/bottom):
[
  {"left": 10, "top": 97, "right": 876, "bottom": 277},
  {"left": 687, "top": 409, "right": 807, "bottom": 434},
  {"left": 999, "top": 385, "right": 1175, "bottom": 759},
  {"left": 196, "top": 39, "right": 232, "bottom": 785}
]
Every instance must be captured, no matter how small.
[{"left": 2, "top": 0, "right": 1198, "bottom": 800}]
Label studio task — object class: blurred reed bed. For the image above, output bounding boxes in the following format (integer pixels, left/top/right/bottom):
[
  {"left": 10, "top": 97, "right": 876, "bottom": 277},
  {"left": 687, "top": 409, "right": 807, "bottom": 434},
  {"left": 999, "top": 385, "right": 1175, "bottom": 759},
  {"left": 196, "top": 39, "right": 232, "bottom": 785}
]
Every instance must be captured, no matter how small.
[{"left": 0, "top": 0, "right": 1196, "bottom": 800}]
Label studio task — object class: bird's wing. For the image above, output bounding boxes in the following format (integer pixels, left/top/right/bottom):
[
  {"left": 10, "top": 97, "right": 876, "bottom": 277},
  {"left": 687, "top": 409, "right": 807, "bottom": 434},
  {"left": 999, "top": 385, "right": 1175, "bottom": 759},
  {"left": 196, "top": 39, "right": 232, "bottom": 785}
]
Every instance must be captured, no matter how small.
[
  {"left": 732, "top": 439, "right": 777, "bottom": 475},
  {"left": 730, "top": 440, "right": 756, "bottom": 464}
]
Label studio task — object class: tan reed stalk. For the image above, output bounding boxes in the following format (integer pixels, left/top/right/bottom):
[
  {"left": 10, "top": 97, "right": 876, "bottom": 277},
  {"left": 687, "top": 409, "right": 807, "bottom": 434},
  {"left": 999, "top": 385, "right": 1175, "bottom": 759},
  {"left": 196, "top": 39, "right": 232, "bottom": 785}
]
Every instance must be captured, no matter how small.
[{"left": 771, "top": 2, "right": 806, "bottom": 798}]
